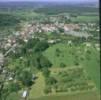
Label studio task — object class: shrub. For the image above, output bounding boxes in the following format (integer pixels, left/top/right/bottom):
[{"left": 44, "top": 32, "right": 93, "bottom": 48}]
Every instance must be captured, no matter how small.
[
  {"left": 60, "top": 63, "right": 66, "bottom": 68},
  {"left": 44, "top": 86, "right": 51, "bottom": 94}
]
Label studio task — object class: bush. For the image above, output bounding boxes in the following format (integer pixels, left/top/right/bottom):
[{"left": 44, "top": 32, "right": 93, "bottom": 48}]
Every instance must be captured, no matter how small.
[
  {"left": 55, "top": 48, "right": 61, "bottom": 57},
  {"left": 34, "top": 41, "right": 49, "bottom": 52},
  {"left": 74, "top": 60, "right": 79, "bottom": 66},
  {"left": 42, "top": 68, "right": 50, "bottom": 78},
  {"left": 8, "top": 82, "right": 21, "bottom": 93},
  {"left": 44, "top": 86, "right": 51, "bottom": 94},
  {"left": 60, "top": 63, "right": 66, "bottom": 68},
  {"left": 17, "top": 70, "right": 33, "bottom": 87},
  {"left": 45, "top": 77, "right": 57, "bottom": 86},
  {"left": 32, "top": 54, "right": 52, "bottom": 70}
]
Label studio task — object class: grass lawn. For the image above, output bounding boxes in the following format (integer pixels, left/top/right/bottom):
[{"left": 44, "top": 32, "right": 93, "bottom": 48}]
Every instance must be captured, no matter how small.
[
  {"left": 30, "top": 91, "right": 100, "bottom": 100},
  {"left": 6, "top": 92, "right": 21, "bottom": 100},
  {"left": 29, "top": 72, "right": 45, "bottom": 99}
]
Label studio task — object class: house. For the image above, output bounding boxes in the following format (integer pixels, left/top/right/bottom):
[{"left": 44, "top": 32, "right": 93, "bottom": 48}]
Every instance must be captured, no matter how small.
[
  {"left": 14, "top": 32, "right": 20, "bottom": 36},
  {"left": 68, "top": 40, "right": 72, "bottom": 45},
  {"left": 48, "top": 40, "right": 56, "bottom": 44},
  {"left": 20, "top": 57, "right": 23, "bottom": 59},
  {"left": 85, "top": 43, "right": 91, "bottom": 47},
  {"left": 64, "top": 26, "right": 69, "bottom": 32},
  {"left": 8, "top": 77, "right": 13, "bottom": 81},
  {"left": 4, "top": 43, "right": 11, "bottom": 49},
  {"left": 22, "top": 90, "right": 28, "bottom": 99},
  {"left": 0, "top": 53, "right": 4, "bottom": 66},
  {"left": 24, "top": 39, "right": 28, "bottom": 43}
]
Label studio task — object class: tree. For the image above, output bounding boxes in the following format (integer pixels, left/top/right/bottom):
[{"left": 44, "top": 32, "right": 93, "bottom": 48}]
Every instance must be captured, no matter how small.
[
  {"left": 74, "top": 60, "right": 79, "bottom": 66},
  {"left": 8, "top": 82, "right": 21, "bottom": 93},
  {"left": 60, "top": 63, "right": 66, "bottom": 68},
  {"left": 39, "top": 55, "right": 52, "bottom": 68},
  {"left": 58, "top": 28, "right": 64, "bottom": 33},
  {"left": 70, "top": 14, "right": 77, "bottom": 17},
  {"left": 42, "top": 67, "right": 50, "bottom": 78},
  {"left": 45, "top": 77, "right": 57, "bottom": 86},
  {"left": 34, "top": 41, "right": 49, "bottom": 52},
  {"left": 65, "top": 19, "right": 72, "bottom": 24},
  {"left": 55, "top": 48, "right": 61, "bottom": 57},
  {"left": 56, "top": 48, "right": 61, "bottom": 53},
  {"left": 32, "top": 54, "right": 52, "bottom": 70},
  {"left": 25, "top": 39, "right": 38, "bottom": 49},
  {"left": 17, "top": 70, "right": 33, "bottom": 87},
  {"left": 44, "top": 86, "right": 51, "bottom": 94}
]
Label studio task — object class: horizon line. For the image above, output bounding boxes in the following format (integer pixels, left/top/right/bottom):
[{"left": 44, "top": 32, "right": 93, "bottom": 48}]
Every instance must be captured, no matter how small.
[{"left": 0, "top": 0, "right": 98, "bottom": 3}]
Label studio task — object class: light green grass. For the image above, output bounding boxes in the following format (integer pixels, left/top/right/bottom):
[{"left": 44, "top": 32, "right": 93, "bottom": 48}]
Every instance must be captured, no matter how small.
[
  {"left": 6, "top": 92, "right": 21, "bottom": 100},
  {"left": 29, "top": 72, "right": 45, "bottom": 99},
  {"left": 30, "top": 91, "right": 100, "bottom": 100}
]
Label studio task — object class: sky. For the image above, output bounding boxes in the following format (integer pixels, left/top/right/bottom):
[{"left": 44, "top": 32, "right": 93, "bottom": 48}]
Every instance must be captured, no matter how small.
[{"left": 0, "top": 0, "right": 98, "bottom": 2}]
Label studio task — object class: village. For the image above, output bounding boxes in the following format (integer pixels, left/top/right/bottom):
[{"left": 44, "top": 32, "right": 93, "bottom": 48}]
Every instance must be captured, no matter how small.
[{"left": 0, "top": 17, "right": 99, "bottom": 51}]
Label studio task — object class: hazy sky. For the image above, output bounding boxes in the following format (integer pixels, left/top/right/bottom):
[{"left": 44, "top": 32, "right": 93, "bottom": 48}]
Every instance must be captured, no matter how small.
[{"left": 0, "top": 0, "right": 98, "bottom": 2}]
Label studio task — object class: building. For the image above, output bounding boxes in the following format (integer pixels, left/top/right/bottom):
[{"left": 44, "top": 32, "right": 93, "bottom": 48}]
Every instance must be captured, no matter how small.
[
  {"left": 22, "top": 90, "right": 28, "bottom": 100},
  {"left": 68, "top": 40, "right": 72, "bottom": 45},
  {"left": 48, "top": 40, "right": 56, "bottom": 44},
  {"left": 0, "top": 53, "right": 4, "bottom": 66}
]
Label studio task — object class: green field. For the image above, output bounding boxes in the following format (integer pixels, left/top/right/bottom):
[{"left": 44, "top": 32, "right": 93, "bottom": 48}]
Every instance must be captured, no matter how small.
[
  {"left": 43, "top": 43, "right": 79, "bottom": 67},
  {"left": 72, "top": 15, "right": 99, "bottom": 22},
  {"left": 6, "top": 92, "right": 21, "bottom": 100},
  {"left": 43, "top": 43, "right": 100, "bottom": 90},
  {"left": 28, "top": 72, "right": 99, "bottom": 100},
  {"left": 81, "top": 47, "right": 100, "bottom": 90},
  {"left": 30, "top": 92, "right": 100, "bottom": 100}
]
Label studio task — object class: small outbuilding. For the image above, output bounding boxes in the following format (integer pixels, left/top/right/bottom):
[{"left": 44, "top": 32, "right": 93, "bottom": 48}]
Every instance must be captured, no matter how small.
[
  {"left": 0, "top": 53, "right": 4, "bottom": 66},
  {"left": 22, "top": 90, "right": 28, "bottom": 99}
]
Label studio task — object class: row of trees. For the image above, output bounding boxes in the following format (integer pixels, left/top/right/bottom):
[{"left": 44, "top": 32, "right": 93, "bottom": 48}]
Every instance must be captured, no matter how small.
[{"left": 43, "top": 67, "right": 94, "bottom": 94}]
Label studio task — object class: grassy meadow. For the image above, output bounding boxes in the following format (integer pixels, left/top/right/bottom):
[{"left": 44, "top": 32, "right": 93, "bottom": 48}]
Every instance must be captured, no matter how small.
[{"left": 43, "top": 43, "right": 100, "bottom": 90}]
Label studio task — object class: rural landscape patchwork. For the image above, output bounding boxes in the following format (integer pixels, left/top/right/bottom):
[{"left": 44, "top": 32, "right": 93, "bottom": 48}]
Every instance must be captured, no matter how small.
[{"left": 0, "top": 0, "right": 100, "bottom": 100}]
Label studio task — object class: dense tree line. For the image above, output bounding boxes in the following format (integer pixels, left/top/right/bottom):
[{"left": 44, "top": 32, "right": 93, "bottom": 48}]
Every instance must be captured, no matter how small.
[
  {"left": 0, "top": 13, "right": 21, "bottom": 26},
  {"left": 35, "top": 5, "right": 98, "bottom": 15}
]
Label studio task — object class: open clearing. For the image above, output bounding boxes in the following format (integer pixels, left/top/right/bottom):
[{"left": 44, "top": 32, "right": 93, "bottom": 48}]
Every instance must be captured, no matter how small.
[{"left": 29, "top": 72, "right": 45, "bottom": 99}]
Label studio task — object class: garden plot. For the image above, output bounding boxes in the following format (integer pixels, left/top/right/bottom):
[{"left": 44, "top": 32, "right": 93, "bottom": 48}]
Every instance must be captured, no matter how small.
[{"left": 44, "top": 67, "right": 96, "bottom": 95}]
